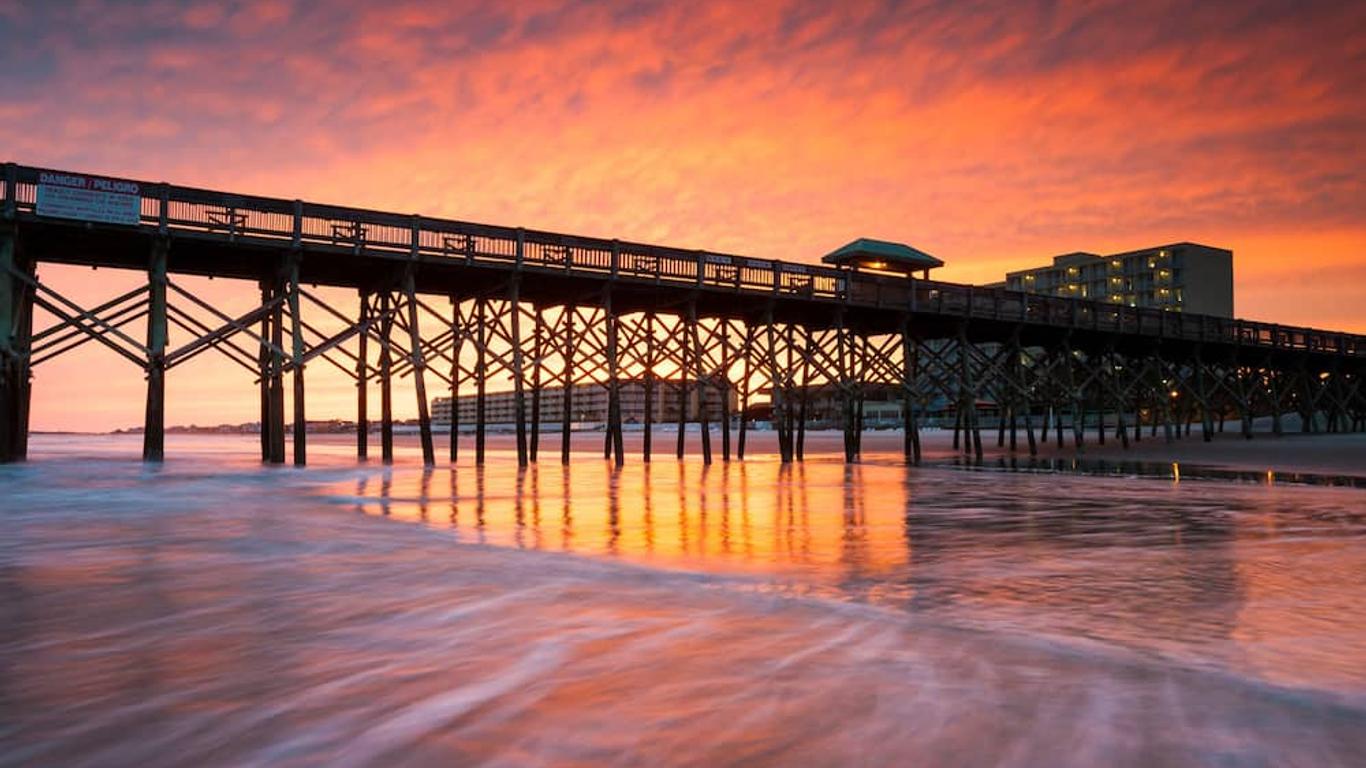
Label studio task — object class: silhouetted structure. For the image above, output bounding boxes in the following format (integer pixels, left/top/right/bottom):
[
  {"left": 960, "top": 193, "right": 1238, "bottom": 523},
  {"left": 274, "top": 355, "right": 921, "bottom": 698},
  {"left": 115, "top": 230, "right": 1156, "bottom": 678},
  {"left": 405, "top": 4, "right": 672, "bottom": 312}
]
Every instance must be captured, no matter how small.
[{"left": 1, "top": 162, "right": 1362, "bottom": 468}]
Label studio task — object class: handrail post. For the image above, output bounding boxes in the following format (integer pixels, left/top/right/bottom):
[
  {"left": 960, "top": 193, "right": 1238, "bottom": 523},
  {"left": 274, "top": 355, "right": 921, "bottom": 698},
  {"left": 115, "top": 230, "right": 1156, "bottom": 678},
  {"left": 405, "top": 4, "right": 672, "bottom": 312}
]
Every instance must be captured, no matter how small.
[
  {"left": 610, "top": 239, "right": 619, "bottom": 278},
  {"left": 516, "top": 228, "right": 526, "bottom": 269},
  {"left": 772, "top": 260, "right": 780, "bottom": 295},
  {"left": 2, "top": 163, "right": 16, "bottom": 219},
  {"left": 291, "top": 200, "right": 303, "bottom": 248},
  {"left": 410, "top": 215, "right": 421, "bottom": 259},
  {"left": 157, "top": 184, "right": 168, "bottom": 234},
  {"left": 695, "top": 250, "right": 705, "bottom": 288}
]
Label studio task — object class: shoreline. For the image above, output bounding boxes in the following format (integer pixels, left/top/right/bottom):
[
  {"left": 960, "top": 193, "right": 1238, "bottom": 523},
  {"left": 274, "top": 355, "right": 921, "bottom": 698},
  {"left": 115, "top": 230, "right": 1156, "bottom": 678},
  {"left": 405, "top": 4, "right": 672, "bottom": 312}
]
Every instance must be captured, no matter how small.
[{"left": 29, "top": 426, "right": 1366, "bottom": 480}]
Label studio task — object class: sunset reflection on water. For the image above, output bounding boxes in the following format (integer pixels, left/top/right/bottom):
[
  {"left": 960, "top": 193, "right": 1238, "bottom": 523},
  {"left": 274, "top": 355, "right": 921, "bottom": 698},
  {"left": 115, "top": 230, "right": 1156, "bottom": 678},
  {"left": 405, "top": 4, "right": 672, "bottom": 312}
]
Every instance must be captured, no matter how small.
[
  {"left": 4, "top": 435, "right": 1365, "bottom": 765},
  {"left": 331, "top": 450, "right": 1366, "bottom": 693},
  {"left": 343, "top": 460, "right": 910, "bottom": 580}
]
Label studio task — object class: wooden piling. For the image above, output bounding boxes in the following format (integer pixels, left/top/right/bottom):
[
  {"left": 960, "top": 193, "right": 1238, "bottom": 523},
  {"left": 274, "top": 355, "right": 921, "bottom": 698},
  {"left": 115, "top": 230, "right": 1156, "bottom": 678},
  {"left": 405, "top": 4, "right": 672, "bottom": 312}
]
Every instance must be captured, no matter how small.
[
  {"left": 449, "top": 297, "right": 462, "bottom": 463},
  {"left": 836, "top": 314, "right": 853, "bottom": 463},
  {"left": 605, "top": 288, "right": 624, "bottom": 467},
  {"left": 690, "top": 301, "right": 711, "bottom": 465},
  {"left": 268, "top": 269, "right": 287, "bottom": 464},
  {"left": 768, "top": 309, "right": 792, "bottom": 462},
  {"left": 901, "top": 320, "right": 920, "bottom": 465},
  {"left": 1065, "top": 342, "right": 1083, "bottom": 452},
  {"left": 1195, "top": 347, "right": 1214, "bottom": 442},
  {"left": 959, "top": 325, "right": 982, "bottom": 462},
  {"left": 142, "top": 237, "right": 169, "bottom": 461},
  {"left": 1133, "top": 396, "right": 1142, "bottom": 443},
  {"left": 475, "top": 296, "right": 487, "bottom": 465},
  {"left": 530, "top": 307, "right": 542, "bottom": 462},
  {"left": 356, "top": 292, "right": 369, "bottom": 460},
  {"left": 737, "top": 324, "right": 752, "bottom": 460},
  {"left": 510, "top": 280, "right": 528, "bottom": 467},
  {"left": 0, "top": 225, "right": 34, "bottom": 463},
  {"left": 287, "top": 256, "right": 307, "bottom": 466},
  {"left": 719, "top": 319, "right": 731, "bottom": 461},
  {"left": 379, "top": 290, "right": 394, "bottom": 464},
  {"left": 796, "top": 325, "right": 810, "bottom": 461},
  {"left": 854, "top": 333, "right": 867, "bottom": 458},
  {"left": 561, "top": 304, "right": 573, "bottom": 464},
  {"left": 404, "top": 272, "right": 435, "bottom": 467},
  {"left": 258, "top": 281, "right": 272, "bottom": 462},
  {"left": 676, "top": 312, "right": 689, "bottom": 460},
  {"left": 643, "top": 311, "right": 654, "bottom": 462}
]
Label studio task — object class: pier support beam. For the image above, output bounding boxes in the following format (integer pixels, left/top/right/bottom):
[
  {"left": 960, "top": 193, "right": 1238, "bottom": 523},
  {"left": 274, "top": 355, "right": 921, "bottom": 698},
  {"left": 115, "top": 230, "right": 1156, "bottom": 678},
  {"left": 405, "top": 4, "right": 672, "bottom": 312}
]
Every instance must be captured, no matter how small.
[
  {"left": 511, "top": 280, "right": 529, "bottom": 467},
  {"left": 958, "top": 324, "right": 982, "bottom": 462},
  {"left": 767, "top": 308, "right": 792, "bottom": 463},
  {"left": 690, "top": 300, "right": 711, "bottom": 465},
  {"left": 530, "top": 307, "right": 542, "bottom": 463},
  {"left": 268, "top": 269, "right": 287, "bottom": 464},
  {"left": 356, "top": 292, "right": 369, "bottom": 460},
  {"left": 604, "top": 288, "right": 624, "bottom": 466},
  {"left": 0, "top": 224, "right": 33, "bottom": 463},
  {"left": 379, "top": 291, "right": 394, "bottom": 464},
  {"left": 1195, "top": 346, "right": 1214, "bottom": 443},
  {"left": 901, "top": 320, "right": 921, "bottom": 465},
  {"left": 449, "top": 297, "right": 462, "bottom": 463},
  {"left": 288, "top": 255, "right": 306, "bottom": 466},
  {"left": 736, "top": 324, "right": 753, "bottom": 460},
  {"left": 796, "top": 326, "right": 810, "bottom": 461},
  {"left": 720, "top": 320, "right": 732, "bottom": 461},
  {"left": 561, "top": 303, "right": 574, "bottom": 465},
  {"left": 142, "top": 237, "right": 169, "bottom": 461},
  {"left": 836, "top": 313, "right": 855, "bottom": 463},
  {"left": 405, "top": 272, "right": 435, "bottom": 467},
  {"left": 258, "top": 282, "right": 271, "bottom": 461},
  {"left": 643, "top": 311, "right": 655, "bottom": 462},
  {"left": 475, "top": 296, "right": 487, "bottom": 465},
  {"left": 677, "top": 312, "right": 689, "bottom": 460},
  {"left": 1064, "top": 340, "right": 1083, "bottom": 453}
]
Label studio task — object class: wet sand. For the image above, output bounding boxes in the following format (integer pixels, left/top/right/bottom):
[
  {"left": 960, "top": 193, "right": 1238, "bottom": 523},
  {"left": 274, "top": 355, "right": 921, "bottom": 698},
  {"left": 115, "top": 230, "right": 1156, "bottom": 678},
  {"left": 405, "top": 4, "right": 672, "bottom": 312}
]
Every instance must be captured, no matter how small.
[{"left": 4, "top": 442, "right": 1365, "bottom": 766}]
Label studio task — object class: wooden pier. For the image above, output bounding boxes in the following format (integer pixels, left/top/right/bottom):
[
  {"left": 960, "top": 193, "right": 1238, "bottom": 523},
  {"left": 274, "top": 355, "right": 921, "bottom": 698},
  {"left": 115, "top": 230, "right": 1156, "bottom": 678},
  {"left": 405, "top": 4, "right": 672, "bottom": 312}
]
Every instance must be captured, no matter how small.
[{"left": 2, "top": 161, "right": 1363, "bottom": 466}]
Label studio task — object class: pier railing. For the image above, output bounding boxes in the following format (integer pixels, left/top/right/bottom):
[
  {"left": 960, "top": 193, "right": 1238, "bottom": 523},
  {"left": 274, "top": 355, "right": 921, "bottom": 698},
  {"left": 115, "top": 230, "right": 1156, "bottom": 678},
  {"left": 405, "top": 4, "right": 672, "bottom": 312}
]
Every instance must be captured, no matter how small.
[{"left": 5, "top": 162, "right": 1362, "bottom": 358}]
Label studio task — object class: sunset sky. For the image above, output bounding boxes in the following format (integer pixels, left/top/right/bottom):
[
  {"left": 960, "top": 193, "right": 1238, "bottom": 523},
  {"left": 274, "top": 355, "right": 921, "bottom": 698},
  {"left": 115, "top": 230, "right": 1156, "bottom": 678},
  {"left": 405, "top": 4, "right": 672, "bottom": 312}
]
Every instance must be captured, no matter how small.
[{"left": 3, "top": 0, "right": 1364, "bottom": 432}]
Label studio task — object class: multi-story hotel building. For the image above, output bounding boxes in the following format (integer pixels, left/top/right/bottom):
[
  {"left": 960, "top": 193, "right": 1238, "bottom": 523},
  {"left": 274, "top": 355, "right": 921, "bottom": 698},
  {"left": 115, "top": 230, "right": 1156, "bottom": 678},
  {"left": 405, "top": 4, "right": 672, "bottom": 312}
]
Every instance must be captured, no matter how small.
[
  {"left": 1003, "top": 242, "right": 1233, "bottom": 317},
  {"left": 432, "top": 379, "right": 737, "bottom": 427}
]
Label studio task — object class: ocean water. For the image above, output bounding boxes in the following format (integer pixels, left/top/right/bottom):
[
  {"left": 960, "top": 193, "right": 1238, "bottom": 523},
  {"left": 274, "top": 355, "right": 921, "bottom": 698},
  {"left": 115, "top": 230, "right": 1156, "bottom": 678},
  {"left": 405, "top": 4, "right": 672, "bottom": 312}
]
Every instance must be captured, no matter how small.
[{"left": 2, "top": 434, "right": 1364, "bottom": 766}]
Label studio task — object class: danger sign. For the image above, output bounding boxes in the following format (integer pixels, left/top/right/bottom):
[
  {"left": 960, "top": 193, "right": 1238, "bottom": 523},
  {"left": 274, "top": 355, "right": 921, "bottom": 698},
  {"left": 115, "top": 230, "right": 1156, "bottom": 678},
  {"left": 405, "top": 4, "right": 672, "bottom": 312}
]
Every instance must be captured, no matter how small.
[{"left": 36, "top": 172, "right": 142, "bottom": 226}]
